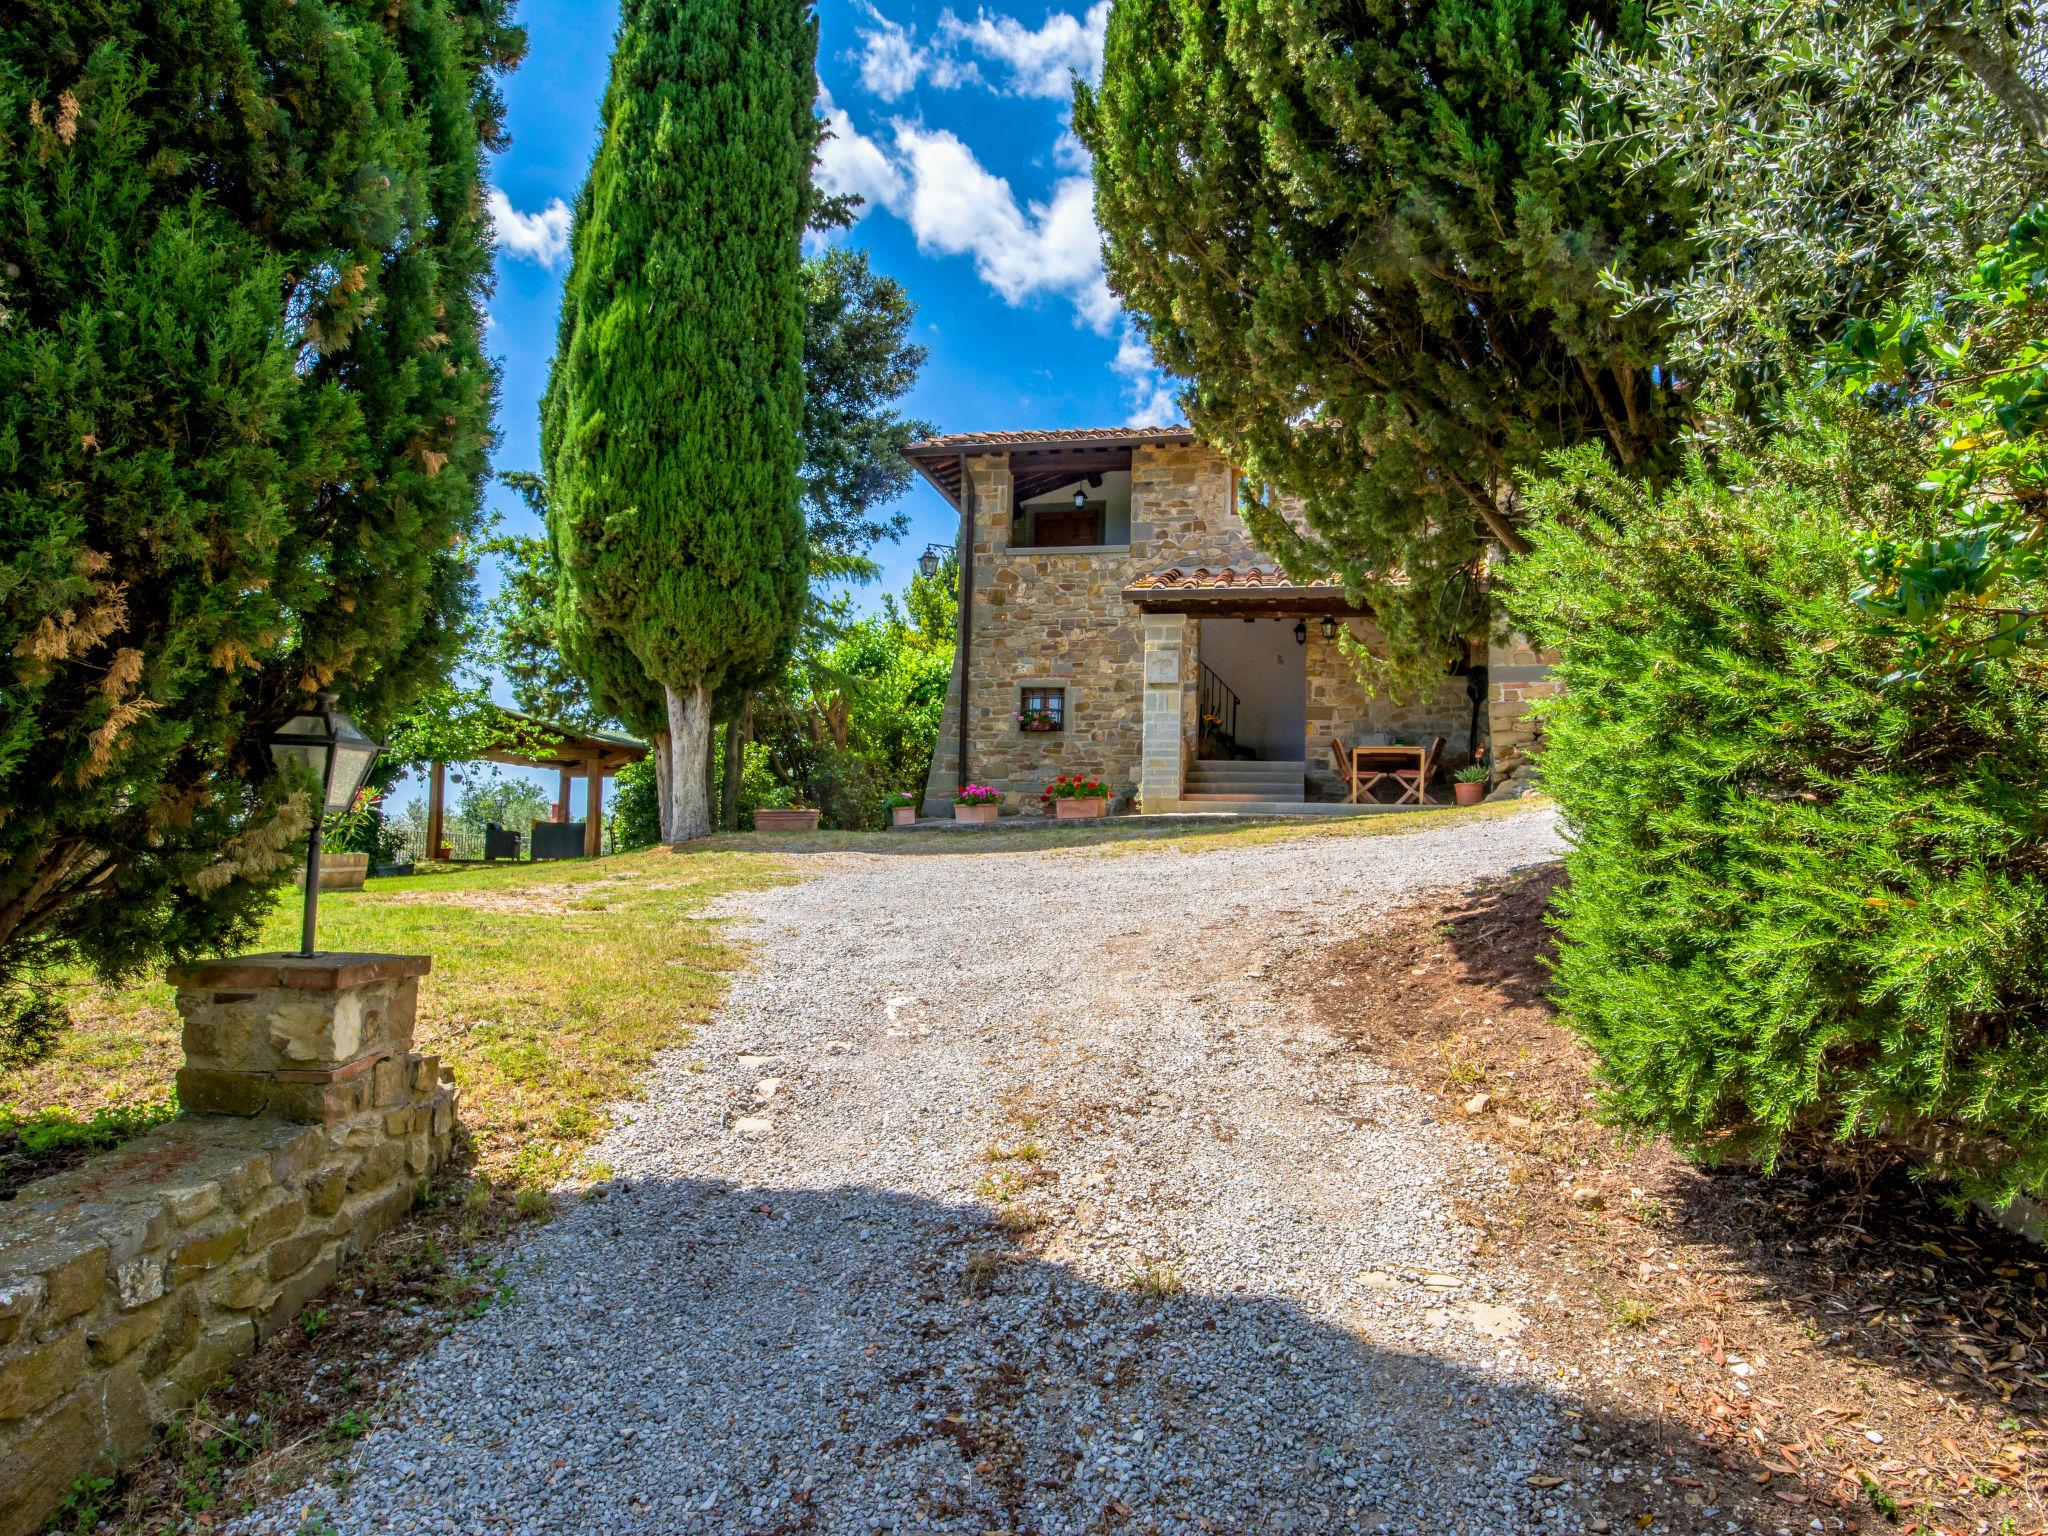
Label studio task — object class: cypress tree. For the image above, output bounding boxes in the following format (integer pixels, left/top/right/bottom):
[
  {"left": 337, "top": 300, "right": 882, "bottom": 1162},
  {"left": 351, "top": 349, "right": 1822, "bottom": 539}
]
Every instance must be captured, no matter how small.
[
  {"left": 543, "top": 0, "right": 812, "bottom": 842},
  {"left": 0, "top": 2, "right": 519, "bottom": 1035},
  {"left": 1074, "top": 0, "right": 1693, "bottom": 690}
]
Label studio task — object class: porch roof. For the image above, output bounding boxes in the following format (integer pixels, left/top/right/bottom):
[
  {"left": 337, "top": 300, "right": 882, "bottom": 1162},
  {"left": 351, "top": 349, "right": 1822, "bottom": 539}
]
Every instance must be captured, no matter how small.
[
  {"left": 1123, "top": 564, "right": 1367, "bottom": 615},
  {"left": 902, "top": 425, "right": 1197, "bottom": 509}
]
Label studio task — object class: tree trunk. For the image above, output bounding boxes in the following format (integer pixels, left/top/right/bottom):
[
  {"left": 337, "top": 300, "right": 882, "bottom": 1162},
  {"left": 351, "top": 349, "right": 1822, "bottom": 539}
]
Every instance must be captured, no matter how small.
[
  {"left": 1929, "top": 22, "right": 2048, "bottom": 154},
  {"left": 701, "top": 719, "right": 717, "bottom": 826},
  {"left": 665, "top": 683, "right": 714, "bottom": 842},
  {"left": 720, "top": 700, "right": 748, "bottom": 832},
  {"left": 651, "top": 730, "right": 674, "bottom": 845}
]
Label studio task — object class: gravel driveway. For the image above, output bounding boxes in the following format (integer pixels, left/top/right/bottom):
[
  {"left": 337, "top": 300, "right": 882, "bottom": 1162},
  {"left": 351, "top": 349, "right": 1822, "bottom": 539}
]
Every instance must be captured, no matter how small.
[{"left": 262, "top": 807, "right": 1574, "bottom": 1536}]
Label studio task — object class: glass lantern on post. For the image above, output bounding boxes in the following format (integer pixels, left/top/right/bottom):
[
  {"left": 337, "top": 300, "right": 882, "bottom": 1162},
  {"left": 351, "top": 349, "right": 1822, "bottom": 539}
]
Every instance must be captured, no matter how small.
[{"left": 266, "top": 692, "right": 382, "bottom": 958}]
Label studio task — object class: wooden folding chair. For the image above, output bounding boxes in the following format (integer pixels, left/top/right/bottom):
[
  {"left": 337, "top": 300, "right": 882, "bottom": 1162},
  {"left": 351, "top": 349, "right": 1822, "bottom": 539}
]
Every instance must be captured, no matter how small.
[
  {"left": 1393, "top": 736, "right": 1446, "bottom": 806},
  {"left": 1333, "top": 738, "right": 1396, "bottom": 803}
]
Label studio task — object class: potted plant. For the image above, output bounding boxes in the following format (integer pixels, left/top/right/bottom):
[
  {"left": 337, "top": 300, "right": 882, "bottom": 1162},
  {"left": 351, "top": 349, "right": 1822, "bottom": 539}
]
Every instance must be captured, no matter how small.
[
  {"left": 954, "top": 783, "right": 1001, "bottom": 824},
  {"left": 886, "top": 791, "right": 918, "bottom": 828},
  {"left": 297, "top": 787, "right": 377, "bottom": 891},
  {"left": 1043, "top": 774, "right": 1111, "bottom": 820},
  {"left": 752, "top": 785, "right": 821, "bottom": 832},
  {"left": 1453, "top": 763, "right": 1489, "bottom": 806},
  {"left": 1016, "top": 707, "right": 1060, "bottom": 732}
]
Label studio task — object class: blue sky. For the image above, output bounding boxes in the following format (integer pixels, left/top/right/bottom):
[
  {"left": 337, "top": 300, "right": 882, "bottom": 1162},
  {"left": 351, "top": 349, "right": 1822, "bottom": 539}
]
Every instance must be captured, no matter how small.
[
  {"left": 430, "top": 0, "right": 1178, "bottom": 818},
  {"left": 483, "top": 0, "right": 1177, "bottom": 607}
]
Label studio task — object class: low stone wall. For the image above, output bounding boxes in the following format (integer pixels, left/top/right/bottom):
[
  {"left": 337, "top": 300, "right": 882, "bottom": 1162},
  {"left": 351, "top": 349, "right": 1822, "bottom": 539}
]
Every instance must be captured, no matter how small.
[{"left": 0, "top": 953, "right": 453, "bottom": 1536}]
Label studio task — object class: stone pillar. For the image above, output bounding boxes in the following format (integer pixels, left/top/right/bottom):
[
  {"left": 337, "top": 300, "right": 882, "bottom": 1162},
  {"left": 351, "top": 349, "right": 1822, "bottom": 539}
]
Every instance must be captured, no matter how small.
[
  {"left": 1139, "top": 615, "right": 1190, "bottom": 812},
  {"left": 173, "top": 953, "right": 437, "bottom": 1126}
]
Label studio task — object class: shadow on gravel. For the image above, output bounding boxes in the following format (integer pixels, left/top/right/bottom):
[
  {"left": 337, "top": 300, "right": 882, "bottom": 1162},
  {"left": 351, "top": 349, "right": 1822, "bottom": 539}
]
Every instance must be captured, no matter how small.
[{"left": 282, "top": 1176, "right": 1717, "bottom": 1536}]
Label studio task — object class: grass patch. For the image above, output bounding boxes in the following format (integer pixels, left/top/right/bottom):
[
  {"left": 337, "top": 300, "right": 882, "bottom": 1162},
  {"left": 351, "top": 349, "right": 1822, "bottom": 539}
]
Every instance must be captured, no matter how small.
[
  {"left": 1, "top": 845, "right": 787, "bottom": 1191},
  {"left": 0, "top": 1097, "right": 179, "bottom": 1195},
  {"left": 1126, "top": 1256, "right": 1186, "bottom": 1300}
]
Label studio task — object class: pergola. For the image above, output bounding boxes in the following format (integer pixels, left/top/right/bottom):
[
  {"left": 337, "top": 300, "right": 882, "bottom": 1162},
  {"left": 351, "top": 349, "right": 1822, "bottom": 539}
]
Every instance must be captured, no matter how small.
[{"left": 422, "top": 710, "right": 648, "bottom": 861}]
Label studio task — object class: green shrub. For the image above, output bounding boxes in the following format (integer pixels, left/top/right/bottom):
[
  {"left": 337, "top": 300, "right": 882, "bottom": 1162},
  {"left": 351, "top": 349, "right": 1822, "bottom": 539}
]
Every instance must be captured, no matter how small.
[
  {"left": 1504, "top": 416, "right": 2048, "bottom": 1204},
  {"left": 610, "top": 758, "right": 661, "bottom": 851}
]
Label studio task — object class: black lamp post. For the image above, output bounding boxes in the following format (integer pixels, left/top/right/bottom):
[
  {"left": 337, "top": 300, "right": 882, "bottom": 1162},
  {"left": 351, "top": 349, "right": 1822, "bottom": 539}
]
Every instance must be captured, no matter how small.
[
  {"left": 916, "top": 541, "right": 952, "bottom": 580},
  {"left": 267, "top": 692, "right": 382, "bottom": 958}
]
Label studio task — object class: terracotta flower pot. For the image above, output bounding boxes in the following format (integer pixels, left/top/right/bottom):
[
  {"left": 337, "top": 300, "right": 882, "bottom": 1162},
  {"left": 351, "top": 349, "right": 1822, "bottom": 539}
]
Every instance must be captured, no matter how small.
[
  {"left": 891, "top": 804, "right": 917, "bottom": 827},
  {"left": 1055, "top": 796, "right": 1108, "bottom": 820},
  {"left": 954, "top": 802, "right": 999, "bottom": 824},
  {"left": 295, "top": 851, "right": 369, "bottom": 891},
  {"left": 1454, "top": 781, "right": 1486, "bottom": 807},
  {"left": 753, "top": 808, "right": 821, "bottom": 832}
]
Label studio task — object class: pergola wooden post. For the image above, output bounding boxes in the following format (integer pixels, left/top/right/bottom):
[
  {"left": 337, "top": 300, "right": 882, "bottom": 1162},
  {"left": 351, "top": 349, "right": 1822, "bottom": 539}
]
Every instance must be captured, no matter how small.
[
  {"left": 584, "top": 762, "right": 605, "bottom": 858},
  {"left": 425, "top": 761, "right": 447, "bottom": 861},
  {"left": 555, "top": 768, "right": 572, "bottom": 823}
]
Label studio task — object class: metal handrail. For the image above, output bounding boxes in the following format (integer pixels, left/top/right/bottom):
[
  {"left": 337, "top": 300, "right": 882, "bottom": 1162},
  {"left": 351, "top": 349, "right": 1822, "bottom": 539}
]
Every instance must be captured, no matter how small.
[{"left": 1198, "top": 662, "right": 1239, "bottom": 746}]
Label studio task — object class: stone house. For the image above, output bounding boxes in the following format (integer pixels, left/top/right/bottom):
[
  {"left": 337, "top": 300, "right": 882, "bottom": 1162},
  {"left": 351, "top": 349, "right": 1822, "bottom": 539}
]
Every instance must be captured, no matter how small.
[{"left": 906, "top": 427, "right": 1552, "bottom": 816}]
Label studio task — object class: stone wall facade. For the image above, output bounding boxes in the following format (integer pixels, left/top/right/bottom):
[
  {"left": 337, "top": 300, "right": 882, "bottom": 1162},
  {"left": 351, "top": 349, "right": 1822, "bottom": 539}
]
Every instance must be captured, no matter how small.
[
  {"left": 921, "top": 442, "right": 1276, "bottom": 815},
  {"left": 0, "top": 954, "right": 455, "bottom": 1536},
  {"left": 1486, "top": 630, "right": 1559, "bottom": 798},
  {"left": 917, "top": 435, "right": 1542, "bottom": 814}
]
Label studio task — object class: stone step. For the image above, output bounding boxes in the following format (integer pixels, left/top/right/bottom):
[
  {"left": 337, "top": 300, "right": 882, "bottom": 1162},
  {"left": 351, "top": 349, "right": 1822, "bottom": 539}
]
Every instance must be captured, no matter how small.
[
  {"left": 1180, "top": 790, "right": 1308, "bottom": 805},
  {"left": 1170, "top": 797, "right": 1386, "bottom": 814},
  {"left": 1187, "top": 765, "right": 1308, "bottom": 780},
  {"left": 1188, "top": 759, "right": 1305, "bottom": 774}
]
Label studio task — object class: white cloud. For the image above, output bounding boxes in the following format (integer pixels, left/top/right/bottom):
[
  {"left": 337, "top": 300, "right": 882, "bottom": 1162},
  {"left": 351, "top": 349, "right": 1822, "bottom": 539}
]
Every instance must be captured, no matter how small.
[
  {"left": 488, "top": 188, "right": 571, "bottom": 269},
  {"left": 815, "top": 93, "right": 907, "bottom": 222},
  {"left": 1051, "top": 126, "right": 1092, "bottom": 172},
  {"left": 812, "top": 94, "right": 1176, "bottom": 426},
  {"left": 1110, "top": 323, "right": 1183, "bottom": 427},
  {"left": 848, "top": 3, "right": 1107, "bottom": 103},
  {"left": 892, "top": 125, "right": 1112, "bottom": 330},
  {"left": 939, "top": 2, "right": 1110, "bottom": 97},
  {"left": 856, "top": 7, "right": 926, "bottom": 101}
]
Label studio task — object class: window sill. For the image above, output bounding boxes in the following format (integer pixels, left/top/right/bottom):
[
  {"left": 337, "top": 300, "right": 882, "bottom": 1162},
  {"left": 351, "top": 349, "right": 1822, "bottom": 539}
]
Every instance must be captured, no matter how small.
[{"left": 1003, "top": 544, "right": 1132, "bottom": 556}]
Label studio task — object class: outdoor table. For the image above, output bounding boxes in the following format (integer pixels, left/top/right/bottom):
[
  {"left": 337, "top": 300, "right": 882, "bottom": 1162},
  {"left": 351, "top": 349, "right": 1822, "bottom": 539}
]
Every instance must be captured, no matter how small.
[{"left": 1348, "top": 744, "right": 1426, "bottom": 803}]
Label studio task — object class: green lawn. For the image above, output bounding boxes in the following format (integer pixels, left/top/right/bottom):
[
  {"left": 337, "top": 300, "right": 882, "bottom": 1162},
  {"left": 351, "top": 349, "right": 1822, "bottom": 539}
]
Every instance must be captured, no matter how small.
[{"left": 3, "top": 846, "right": 787, "bottom": 1189}]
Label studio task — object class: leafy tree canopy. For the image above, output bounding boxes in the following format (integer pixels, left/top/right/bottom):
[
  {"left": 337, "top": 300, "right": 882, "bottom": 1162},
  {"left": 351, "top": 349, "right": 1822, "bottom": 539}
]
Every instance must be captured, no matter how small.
[
  {"left": 801, "top": 248, "right": 935, "bottom": 557},
  {"left": 1075, "top": 0, "right": 1695, "bottom": 691},
  {"left": 0, "top": 0, "right": 520, "bottom": 1032},
  {"left": 1559, "top": 0, "right": 2048, "bottom": 393}
]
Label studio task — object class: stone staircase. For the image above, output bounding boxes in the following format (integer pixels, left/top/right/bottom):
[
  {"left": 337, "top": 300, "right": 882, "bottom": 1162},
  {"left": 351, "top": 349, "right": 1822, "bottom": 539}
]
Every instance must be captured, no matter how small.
[{"left": 1180, "top": 758, "right": 1310, "bottom": 812}]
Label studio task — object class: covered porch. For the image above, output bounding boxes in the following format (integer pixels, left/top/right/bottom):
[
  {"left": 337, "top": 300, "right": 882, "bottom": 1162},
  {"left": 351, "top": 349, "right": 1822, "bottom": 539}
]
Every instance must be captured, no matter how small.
[
  {"left": 422, "top": 711, "right": 647, "bottom": 862},
  {"left": 1124, "top": 566, "right": 1477, "bottom": 813}
]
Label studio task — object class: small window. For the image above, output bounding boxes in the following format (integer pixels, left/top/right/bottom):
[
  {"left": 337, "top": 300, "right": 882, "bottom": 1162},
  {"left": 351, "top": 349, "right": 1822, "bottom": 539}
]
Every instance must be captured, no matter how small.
[{"left": 1018, "top": 686, "right": 1065, "bottom": 733}]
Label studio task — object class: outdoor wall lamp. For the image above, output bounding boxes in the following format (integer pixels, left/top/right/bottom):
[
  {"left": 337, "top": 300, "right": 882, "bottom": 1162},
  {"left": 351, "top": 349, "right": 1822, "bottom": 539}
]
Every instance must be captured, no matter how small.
[
  {"left": 1073, "top": 485, "right": 1089, "bottom": 508},
  {"left": 1293, "top": 619, "right": 1308, "bottom": 646},
  {"left": 267, "top": 691, "right": 381, "bottom": 957},
  {"left": 1320, "top": 615, "right": 1341, "bottom": 641},
  {"left": 916, "top": 542, "right": 952, "bottom": 580}
]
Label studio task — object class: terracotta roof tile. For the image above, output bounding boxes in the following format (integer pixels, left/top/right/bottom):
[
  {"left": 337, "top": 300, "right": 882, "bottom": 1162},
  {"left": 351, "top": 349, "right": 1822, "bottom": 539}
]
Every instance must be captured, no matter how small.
[{"left": 903, "top": 425, "right": 1195, "bottom": 453}]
